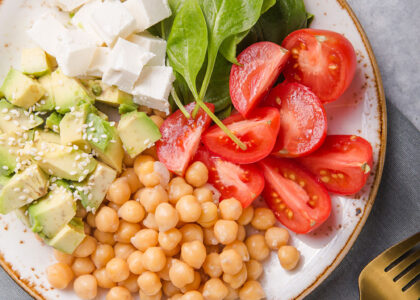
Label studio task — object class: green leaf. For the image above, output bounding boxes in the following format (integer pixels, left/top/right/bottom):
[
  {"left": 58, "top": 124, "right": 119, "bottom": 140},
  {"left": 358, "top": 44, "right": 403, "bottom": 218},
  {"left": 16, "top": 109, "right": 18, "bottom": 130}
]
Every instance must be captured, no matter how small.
[
  {"left": 85, "top": 113, "right": 113, "bottom": 152},
  {"left": 216, "top": 105, "right": 232, "bottom": 120},
  {"left": 261, "top": 0, "right": 276, "bottom": 14},
  {"left": 219, "top": 30, "right": 249, "bottom": 65},
  {"left": 204, "top": 54, "right": 232, "bottom": 112},
  {"left": 167, "top": 0, "right": 208, "bottom": 98}
]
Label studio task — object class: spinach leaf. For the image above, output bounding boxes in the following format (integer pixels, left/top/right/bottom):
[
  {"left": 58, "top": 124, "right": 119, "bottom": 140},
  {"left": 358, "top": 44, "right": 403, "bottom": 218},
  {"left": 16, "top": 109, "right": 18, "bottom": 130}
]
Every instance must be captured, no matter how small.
[
  {"left": 219, "top": 30, "right": 249, "bottom": 65},
  {"left": 261, "top": 0, "right": 277, "bottom": 14},
  {"left": 149, "top": 0, "right": 186, "bottom": 38},
  {"left": 167, "top": 0, "right": 208, "bottom": 99},
  {"left": 216, "top": 105, "right": 232, "bottom": 120},
  {"left": 204, "top": 54, "right": 232, "bottom": 112}
]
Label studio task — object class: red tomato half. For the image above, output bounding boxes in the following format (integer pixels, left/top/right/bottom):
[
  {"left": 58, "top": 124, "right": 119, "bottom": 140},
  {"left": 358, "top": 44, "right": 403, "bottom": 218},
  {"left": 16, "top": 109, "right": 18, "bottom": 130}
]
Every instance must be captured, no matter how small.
[
  {"left": 297, "top": 135, "right": 373, "bottom": 195},
  {"left": 282, "top": 29, "right": 357, "bottom": 103},
  {"left": 156, "top": 103, "right": 214, "bottom": 176},
  {"left": 230, "top": 42, "right": 290, "bottom": 117},
  {"left": 194, "top": 147, "right": 264, "bottom": 207},
  {"left": 266, "top": 82, "right": 327, "bottom": 158},
  {"left": 202, "top": 107, "right": 280, "bottom": 164},
  {"left": 260, "top": 157, "right": 331, "bottom": 234}
]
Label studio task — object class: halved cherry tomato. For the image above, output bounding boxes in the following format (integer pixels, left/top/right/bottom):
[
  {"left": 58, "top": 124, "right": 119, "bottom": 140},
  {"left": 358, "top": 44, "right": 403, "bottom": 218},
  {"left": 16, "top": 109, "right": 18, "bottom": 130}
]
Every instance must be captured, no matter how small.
[
  {"left": 297, "top": 135, "right": 373, "bottom": 195},
  {"left": 156, "top": 103, "right": 214, "bottom": 176},
  {"left": 202, "top": 107, "right": 280, "bottom": 164},
  {"left": 194, "top": 147, "right": 264, "bottom": 207},
  {"left": 266, "top": 82, "right": 327, "bottom": 158},
  {"left": 230, "top": 42, "right": 290, "bottom": 117},
  {"left": 259, "top": 157, "right": 331, "bottom": 234},
  {"left": 282, "top": 29, "right": 357, "bottom": 103}
]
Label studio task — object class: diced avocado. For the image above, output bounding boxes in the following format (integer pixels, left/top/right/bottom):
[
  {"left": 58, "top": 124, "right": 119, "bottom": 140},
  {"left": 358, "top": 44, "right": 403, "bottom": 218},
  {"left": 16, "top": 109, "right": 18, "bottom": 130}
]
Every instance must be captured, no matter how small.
[
  {"left": 34, "top": 130, "right": 61, "bottom": 144},
  {"left": 54, "top": 179, "right": 72, "bottom": 190},
  {"left": 97, "top": 110, "right": 109, "bottom": 121},
  {"left": 59, "top": 105, "right": 90, "bottom": 151},
  {"left": 92, "top": 126, "right": 123, "bottom": 173},
  {"left": 21, "top": 48, "right": 52, "bottom": 77},
  {"left": 35, "top": 74, "right": 56, "bottom": 111},
  {"left": 0, "top": 164, "right": 49, "bottom": 214},
  {"left": 118, "top": 112, "right": 161, "bottom": 158},
  {"left": 0, "top": 131, "right": 32, "bottom": 176},
  {"left": 50, "top": 69, "right": 94, "bottom": 114},
  {"left": 0, "top": 174, "right": 10, "bottom": 187},
  {"left": 45, "top": 112, "right": 63, "bottom": 133},
  {"left": 0, "top": 68, "right": 45, "bottom": 109},
  {"left": 46, "top": 217, "right": 85, "bottom": 254},
  {"left": 28, "top": 186, "right": 76, "bottom": 238},
  {"left": 32, "top": 141, "right": 97, "bottom": 181},
  {"left": 75, "top": 162, "right": 116, "bottom": 212},
  {"left": 85, "top": 113, "right": 113, "bottom": 152},
  {"left": 0, "top": 99, "right": 43, "bottom": 133},
  {"left": 83, "top": 80, "right": 133, "bottom": 107},
  {"left": 15, "top": 206, "right": 31, "bottom": 227},
  {"left": 119, "top": 103, "right": 137, "bottom": 114}
]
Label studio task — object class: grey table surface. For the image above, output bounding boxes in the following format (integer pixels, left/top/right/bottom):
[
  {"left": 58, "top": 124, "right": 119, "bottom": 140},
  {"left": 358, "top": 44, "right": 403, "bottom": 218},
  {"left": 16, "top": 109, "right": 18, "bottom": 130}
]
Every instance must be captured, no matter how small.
[{"left": 1, "top": 0, "right": 420, "bottom": 299}]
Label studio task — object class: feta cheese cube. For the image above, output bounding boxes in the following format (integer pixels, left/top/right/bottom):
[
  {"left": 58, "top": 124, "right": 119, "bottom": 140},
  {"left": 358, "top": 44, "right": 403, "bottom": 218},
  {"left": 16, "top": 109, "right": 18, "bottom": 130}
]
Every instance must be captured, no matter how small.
[
  {"left": 127, "top": 32, "right": 167, "bottom": 66},
  {"left": 86, "top": 47, "right": 110, "bottom": 78},
  {"left": 124, "top": 0, "right": 172, "bottom": 32},
  {"left": 54, "top": 0, "right": 92, "bottom": 12},
  {"left": 132, "top": 66, "right": 175, "bottom": 114},
  {"left": 103, "top": 38, "right": 154, "bottom": 93},
  {"left": 71, "top": 0, "right": 106, "bottom": 46}
]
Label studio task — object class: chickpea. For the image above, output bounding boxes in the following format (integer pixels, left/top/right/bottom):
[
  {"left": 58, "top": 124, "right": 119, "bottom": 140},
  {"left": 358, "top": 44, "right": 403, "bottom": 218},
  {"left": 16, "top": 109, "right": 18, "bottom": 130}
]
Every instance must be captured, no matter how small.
[
  {"left": 170, "top": 294, "right": 183, "bottom": 300},
  {"left": 107, "top": 178, "right": 131, "bottom": 205},
  {"left": 251, "top": 208, "right": 276, "bottom": 230},
  {"left": 168, "top": 178, "right": 193, "bottom": 204},
  {"left": 115, "top": 221, "right": 141, "bottom": 243},
  {"left": 144, "top": 146, "right": 159, "bottom": 161},
  {"left": 107, "top": 201, "right": 121, "bottom": 211},
  {"left": 203, "top": 227, "right": 219, "bottom": 246},
  {"left": 127, "top": 251, "right": 145, "bottom": 275},
  {"left": 185, "top": 162, "right": 208, "bottom": 187},
  {"left": 114, "top": 243, "right": 136, "bottom": 260},
  {"left": 121, "top": 168, "right": 142, "bottom": 193},
  {"left": 157, "top": 258, "right": 173, "bottom": 281},
  {"left": 265, "top": 227, "right": 289, "bottom": 250},
  {"left": 131, "top": 229, "right": 158, "bottom": 251},
  {"left": 76, "top": 204, "right": 87, "bottom": 218},
  {"left": 245, "top": 234, "right": 270, "bottom": 261},
  {"left": 214, "top": 220, "right": 238, "bottom": 245},
  {"left": 225, "top": 286, "right": 239, "bottom": 300},
  {"left": 143, "top": 247, "right": 167, "bottom": 272},
  {"left": 219, "top": 198, "right": 243, "bottom": 221},
  {"left": 143, "top": 213, "right": 159, "bottom": 230},
  {"left": 237, "top": 225, "right": 246, "bottom": 242},
  {"left": 86, "top": 212, "right": 96, "bottom": 228},
  {"left": 219, "top": 249, "right": 243, "bottom": 275},
  {"left": 169, "top": 259, "right": 195, "bottom": 289},
  {"left": 138, "top": 161, "right": 161, "bottom": 187},
  {"left": 94, "top": 229, "right": 116, "bottom": 246},
  {"left": 158, "top": 228, "right": 182, "bottom": 251},
  {"left": 202, "top": 278, "right": 228, "bottom": 300},
  {"left": 123, "top": 151, "right": 135, "bottom": 167},
  {"left": 53, "top": 249, "right": 74, "bottom": 265},
  {"left": 84, "top": 223, "right": 92, "bottom": 235},
  {"left": 246, "top": 260, "right": 263, "bottom": 280},
  {"left": 150, "top": 115, "right": 164, "bottom": 128},
  {"left": 139, "top": 289, "right": 162, "bottom": 300},
  {"left": 223, "top": 264, "right": 247, "bottom": 289},
  {"left": 181, "top": 241, "right": 206, "bottom": 269},
  {"left": 163, "top": 244, "right": 181, "bottom": 257},
  {"left": 119, "top": 274, "right": 139, "bottom": 293},
  {"left": 73, "top": 275, "right": 97, "bottom": 300},
  {"left": 106, "top": 286, "right": 133, "bottom": 300},
  {"left": 180, "top": 224, "right": 204, "bottom": 243},
  {"left": 278, "top": 245, "right": 300, "bottom": 270},
  {"left": 197, "top": 201, "right": 218, "bottom": 228},
  {"left": 203, "top": 253, "right": 222, "bottom": 278},
  {"left": 138, "top": 271, "right": 162, "bottom": 295},
  {"left": 206, "top": 245, "right": 222, "bottom": 254},
  {"left": 134, "top": 155, "right": 155, "bottom": 177},
  {"left": 46, "top": 263, "right": 74, "bottom": 289},
  {"left": 163, "top": 281, "right": 180, "bottom": 297},
  {"left": 91, "top": 244, "right": 115, "bottom": 268},
  {"left": 193, "top": 187, "right": 213, "bottom": 203},
  {"left": 72, "top": 257, "right": 95, "bottom": 277},
  {"left": 239, "top": 280, "right": 265, "bottom": 300},
  {"left": 225, "top": 241, "right": 250, "bottom": 262},
  {"left": 95, "top": 206, "right": 119, "bottom": 233},
  {"left": 140, "top": 185, "right": 169, "bottom": 213},
  {"left": 118, "top": 200, "right": 146, "bottom": 223},
  {"left": 180, "top": 271, "right": 201, "bottom": 293},
  {"left": 182, "top": 290, "right": 204, "bottom": 300},
  {"left": 155, "top": 202, "right": 179, "bottom": 232},
  {"left": 94, "top": 268, "right": 116, "bottom": 289},
  {"left": 237, "top": 206, "right": 254, "bottom": 226},
  {"left": 106, "top": 258, "right": 130, "bottom": 282},
  {"left": 176, "top": 195, "right": 202, "bottom": 223}
]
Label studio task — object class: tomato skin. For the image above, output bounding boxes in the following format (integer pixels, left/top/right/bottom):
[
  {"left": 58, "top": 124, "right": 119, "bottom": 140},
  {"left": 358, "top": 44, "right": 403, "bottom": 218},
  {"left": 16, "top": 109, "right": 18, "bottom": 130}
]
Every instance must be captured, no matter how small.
[
  {"left": 194, "top": 147, "right": 264, "bottom": 207},
  {"left": 230, "top": 41, "right": 290, "bottom": 117},
  {"left": 297, "top": 135, "right": 373, "bottom": 195},
  {"left": 266, "top": 82, "right": 327, "bottom": 158},
  {"left": 282, "top": 29, "right": 357, "bottom": 103},
  {"left": 156, "top": 103, "right": 214, "bottom": 176},
  {"left": 202, "top": 107, "right": 281, "bottom": 164},
  {"left": 259, "top": 157, "right": 331, "bottom": 234}
]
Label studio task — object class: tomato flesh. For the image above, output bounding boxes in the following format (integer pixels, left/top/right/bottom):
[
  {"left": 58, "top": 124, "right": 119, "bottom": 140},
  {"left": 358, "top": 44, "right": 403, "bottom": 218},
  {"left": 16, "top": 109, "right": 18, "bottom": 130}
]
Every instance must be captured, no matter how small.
[
  {"left": 282, "top": 29, "right": 357, "bottom": 103},
  {"left": 194, "top": 147, "right": 264, "bottom": 207},
  {"left": 202, "top": 107, "right": 281, "bottom": 164},
  {"left": 156, "top": 103, "right": 214, "bottom": 176},
  {"left": 266, "top": 82, "right": 327, "bottom": 158},
  {"left": 297, "top": 135, "right": 373, "bottom": 195},
  {"left": 259, "top": 157, "right": 331, "bottom": 234},
  {"left": 230, "top": 42, "right": 290, "bottom": 117}
]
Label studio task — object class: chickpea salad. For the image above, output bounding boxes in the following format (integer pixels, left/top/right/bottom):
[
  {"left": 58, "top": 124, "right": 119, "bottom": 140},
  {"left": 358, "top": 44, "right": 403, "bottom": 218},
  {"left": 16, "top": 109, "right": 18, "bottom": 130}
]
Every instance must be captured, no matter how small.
[{"left": 0, "top": 0, "right": 374, "bottom": 299}]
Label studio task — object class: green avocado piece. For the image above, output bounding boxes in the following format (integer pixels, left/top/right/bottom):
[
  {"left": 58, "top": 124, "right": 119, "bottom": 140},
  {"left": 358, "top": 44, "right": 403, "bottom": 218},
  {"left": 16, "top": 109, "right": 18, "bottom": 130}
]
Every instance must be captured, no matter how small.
[
  {"left": 45, "top": 112, "right": 63, "bottom": 133},
  {"left": 0, "top": 131, "right": 33, "bottom": 176},
  {"left": 85, "top": 113, "right": 113, "bottom": 152},
  {"left": 118, "top": 112, "right": 161, "bottom": 158},
  {"left": 0, "top": 99, "right": 43, "bottom": 133},
  {"left": 28, "top": 186, "right": 76, "bottom": 238},
  {"left": 83, "top": 80, "right": 133, "bottom": 107},
  {"left": 0, "top": 164, "right": 49, "bottom": 214},
  {"left": 46, "top": 217, "right": 85, "bottom": 254},
  {"left": 34, "top": 130, "right": 61, "bottom": 144},
  {"left": 0, "top": 68, "right": 45, "bottom": 109},
  {"left": 21, "top": 48, "right": 52, "bottom": 77},
  {"left": 14, "top": 206, "right": 31, "bottom": 227},
  {"left": 35, "top": 73, "right": 56, "bottom": 111},
  {"left": 60, "top": 105, "right": 91, "bottom": 151},
  {"left": 0, "top": 174, "right": 10, "bottom": 187}
]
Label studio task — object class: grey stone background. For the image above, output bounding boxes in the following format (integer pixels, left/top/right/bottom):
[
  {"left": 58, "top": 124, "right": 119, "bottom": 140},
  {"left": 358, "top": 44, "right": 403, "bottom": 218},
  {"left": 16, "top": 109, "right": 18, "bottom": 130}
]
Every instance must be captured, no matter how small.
[{"left": 1, "top": 0, "right": 419, "bottom": 299}]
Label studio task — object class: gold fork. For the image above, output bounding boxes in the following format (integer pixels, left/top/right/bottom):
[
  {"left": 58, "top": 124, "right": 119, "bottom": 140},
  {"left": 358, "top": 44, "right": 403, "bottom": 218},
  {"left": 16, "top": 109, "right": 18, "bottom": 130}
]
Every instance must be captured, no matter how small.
[{"left": 359, "top": 232, "right": 420, "bottom": 300}]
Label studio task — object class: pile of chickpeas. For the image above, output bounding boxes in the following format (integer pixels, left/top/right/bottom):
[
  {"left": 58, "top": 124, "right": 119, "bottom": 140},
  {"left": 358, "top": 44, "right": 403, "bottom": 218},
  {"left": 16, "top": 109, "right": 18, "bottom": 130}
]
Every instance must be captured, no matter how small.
[{"left": 45, "top": 115, "right": 301, "bottom": 300}]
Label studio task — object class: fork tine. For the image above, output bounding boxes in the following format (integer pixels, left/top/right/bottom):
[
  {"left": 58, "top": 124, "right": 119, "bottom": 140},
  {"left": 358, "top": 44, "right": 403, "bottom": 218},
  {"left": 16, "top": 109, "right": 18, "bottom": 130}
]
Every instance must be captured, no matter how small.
[
  {"left": 388, "top": 250, "right": 420, "bottom": 278},
  {"left": 382, "top": 232, "right": 420, "bottom": 265},
  {"left": 405, "top": 280, "right": 420, "bottom": 299},
  {"left": 397, "top": 263, "right": 420, "bottom": 288}
]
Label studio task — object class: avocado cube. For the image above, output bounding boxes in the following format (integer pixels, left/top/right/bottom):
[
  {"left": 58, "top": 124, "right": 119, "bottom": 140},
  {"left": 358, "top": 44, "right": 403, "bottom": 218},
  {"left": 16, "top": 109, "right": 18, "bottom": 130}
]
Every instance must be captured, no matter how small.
[
  {"left": 60, "top": 105, "right": 90, "bottom": 151},
  {"left": 0, "top": 68, "right": 46, "bottom": 109},
  {"left": 0, "top": 164, "right": 49, "bottom": 214},
  {"left": 35, "top": 74, "right": 56, "bottom": 111},
  {"left": 15, "top": 206, "right": 31, "bottom": 227},
  {"left": 34, "top": 130, "right": 61, "bottom": 144},
  {"left": 28, "top": 187, "right": 76, "bottom": 238},
  {"left": 118, "top": 112, "right": 161, "bottom": 158},
  {"left": 0, "top": 174, "right": 10, "bottom": 187},
  {"left": 0, "top": 132, "right": 33, "bottom": 176},
  {"left": 45, "top": 112, "right": 63, "bottom": 133},
  {"left": 0, "top": 99, "right": 43, "bottom": 133},
  {"left": 21, "top": 48, "right": 52, "bottom": 77},
  {"left": 46, "top": 217, "right": 86, "bottom": 254}
]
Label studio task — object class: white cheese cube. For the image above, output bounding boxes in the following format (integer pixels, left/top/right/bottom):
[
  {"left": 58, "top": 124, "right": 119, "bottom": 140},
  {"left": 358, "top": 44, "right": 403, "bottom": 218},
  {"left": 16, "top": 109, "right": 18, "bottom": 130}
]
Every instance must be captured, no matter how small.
[
  {"left": 103, "top": 38, "right": 154, "bottom": 93},
  {"left": 86, "top": 47, "right": 110, "bottom": 78},
  {"left": 71, "top": 0, "right": 106, "bottom": 46},
  {"left": 90, "top": 1, "right": 137, "bottom": 46},
  {"left": 124, "top": 0, "right": 172, "bottom": 32},
  {"left": 127, "top": 32, "right": 167, "bottom": 66},
  {"left": 54, "top": 0, "right": 92, "bottom": 12},
  {"left": 132, "top": 66, "right": 175, "bottom": 114}
]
